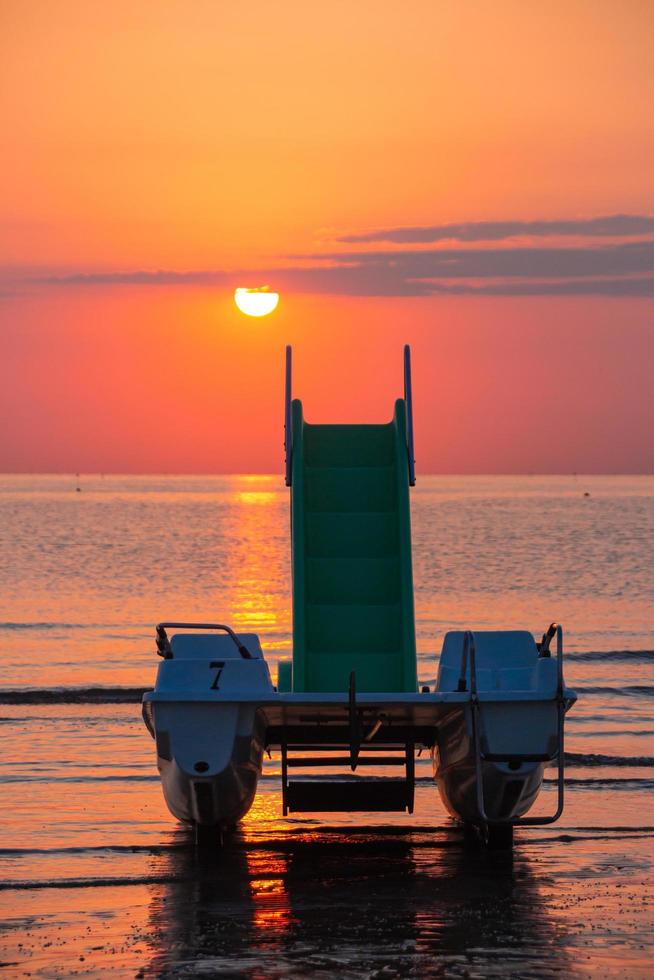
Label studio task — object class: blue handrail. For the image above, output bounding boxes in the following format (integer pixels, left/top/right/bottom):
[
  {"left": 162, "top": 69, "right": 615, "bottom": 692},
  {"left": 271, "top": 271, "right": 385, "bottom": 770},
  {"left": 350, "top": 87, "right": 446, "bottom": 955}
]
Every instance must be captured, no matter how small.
[
  {"left": 286, "top": 344, "right": 412, "bottom": 486},
  {"left": 403, "top": 345, "right": 416, "bottom": 486},
  {"left": 284, "top": 345, "right": 293, "bottom": 486}
]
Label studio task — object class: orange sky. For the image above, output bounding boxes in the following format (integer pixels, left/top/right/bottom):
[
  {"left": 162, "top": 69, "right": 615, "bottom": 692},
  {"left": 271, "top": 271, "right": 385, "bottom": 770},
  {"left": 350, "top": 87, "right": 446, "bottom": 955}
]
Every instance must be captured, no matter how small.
[{"left": 1, "top": 1, "right": 653, "bottom": 472}]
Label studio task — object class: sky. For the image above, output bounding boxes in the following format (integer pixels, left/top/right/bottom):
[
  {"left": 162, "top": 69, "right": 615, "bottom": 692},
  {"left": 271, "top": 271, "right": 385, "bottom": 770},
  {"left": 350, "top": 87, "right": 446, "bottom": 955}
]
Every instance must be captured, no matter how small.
[{"left": 1, "top": 0, "right": 653, "bottom": 473}]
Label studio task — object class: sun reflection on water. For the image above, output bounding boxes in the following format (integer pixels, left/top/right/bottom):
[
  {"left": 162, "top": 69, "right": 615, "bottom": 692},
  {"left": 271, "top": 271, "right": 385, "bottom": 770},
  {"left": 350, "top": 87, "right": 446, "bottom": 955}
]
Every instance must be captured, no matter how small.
[
  {"left": 246, "top": 851, "right": 292, "bottom": 935},
  {"left": 236, "top": 491, "right": 279, "bottom": 505}
]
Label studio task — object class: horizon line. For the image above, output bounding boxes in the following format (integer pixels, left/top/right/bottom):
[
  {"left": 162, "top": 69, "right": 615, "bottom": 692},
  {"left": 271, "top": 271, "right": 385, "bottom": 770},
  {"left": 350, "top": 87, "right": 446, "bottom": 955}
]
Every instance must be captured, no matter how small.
[{"left": 1, "top": 471, "right": 652, "bottom": 479}]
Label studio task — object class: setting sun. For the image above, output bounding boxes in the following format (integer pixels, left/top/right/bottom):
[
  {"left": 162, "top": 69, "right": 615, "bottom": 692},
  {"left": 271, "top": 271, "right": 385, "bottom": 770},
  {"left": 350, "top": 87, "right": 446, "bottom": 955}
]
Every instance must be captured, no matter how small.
[{"left": 234, "top": 287, "right": 280, "bottom": 317}]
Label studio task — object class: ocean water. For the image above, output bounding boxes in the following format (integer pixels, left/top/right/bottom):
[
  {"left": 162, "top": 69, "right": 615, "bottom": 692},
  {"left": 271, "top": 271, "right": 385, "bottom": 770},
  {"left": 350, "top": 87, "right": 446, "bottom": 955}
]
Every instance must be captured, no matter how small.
[{"left": 0, "top": 474, "right": 652, "bottom": 977}]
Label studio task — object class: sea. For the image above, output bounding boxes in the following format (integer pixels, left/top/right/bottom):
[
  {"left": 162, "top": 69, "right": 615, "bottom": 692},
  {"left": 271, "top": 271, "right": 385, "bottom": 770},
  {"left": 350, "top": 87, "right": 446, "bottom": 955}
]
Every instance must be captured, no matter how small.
[{"left": 0, "top": 474, "right": 652, "bottom": 977}]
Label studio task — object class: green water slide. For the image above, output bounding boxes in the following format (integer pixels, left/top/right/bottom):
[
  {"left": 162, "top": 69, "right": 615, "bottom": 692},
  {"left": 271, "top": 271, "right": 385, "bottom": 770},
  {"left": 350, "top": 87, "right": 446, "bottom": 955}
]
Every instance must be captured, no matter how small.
[{"left": 278, "top": 347, "right": 418, "bottom": 695}]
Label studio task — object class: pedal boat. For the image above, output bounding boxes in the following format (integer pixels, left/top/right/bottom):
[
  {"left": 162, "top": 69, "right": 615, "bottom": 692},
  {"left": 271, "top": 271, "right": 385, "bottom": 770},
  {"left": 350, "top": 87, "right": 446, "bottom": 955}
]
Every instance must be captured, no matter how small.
[{"left": 142, "top": 347, "right": 577, "bottom": 847}]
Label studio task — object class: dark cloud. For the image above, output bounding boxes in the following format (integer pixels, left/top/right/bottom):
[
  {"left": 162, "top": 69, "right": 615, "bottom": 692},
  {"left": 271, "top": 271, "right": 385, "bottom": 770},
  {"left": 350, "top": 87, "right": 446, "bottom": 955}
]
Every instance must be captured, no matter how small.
[
  {"left": 300, "top": 240, "right": 654, "bottom": 281},
  {"left": 337, "top": 214, "right": 654, "bottom": 244},
  {"left": 27, "top": 269, "right": 232, "bottom": 286},
  {"left": 4, "top": 237, "right": 654, "bottom": 298},
  {"left": 412, "top": 277, "right": 654, "bottom": 297},
  {"left": 281, "top": 268, "right": 654, "bottom": 297},
  {"left": 279, "top": 268, "right": 654, "bottom": 297}
]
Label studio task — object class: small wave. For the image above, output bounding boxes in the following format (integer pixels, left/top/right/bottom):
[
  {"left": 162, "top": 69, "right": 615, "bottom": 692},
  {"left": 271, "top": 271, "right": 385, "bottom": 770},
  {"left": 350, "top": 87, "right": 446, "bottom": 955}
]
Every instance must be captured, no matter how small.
[
  {"left": 2, "top": 684, "right": 652, "bottom": 705},
  {"left": 0, "top": 714, "right": 137, "bottom": 726},
  {"left": 538, "top": 831, "right": 654, "bottom": 844},
  {"left": 545, "top": 776, "right": 654, "bottom": 789},
  {"left": 568, "top": 729, "right": 654, "bottom": 738},
  {"left": 569, "top": 714, "right": 653, "bottom": 725},
  {"left": 566, "top": 649, "right": 654, "bottom": 662},
  {"left": 0, "top": 774, "right": 158, "bottom": 784},
  {"left": 557, "top": 825, "right": 654, "bottom": 833},
  {"left": 564, "top": 752, "right": 654, "bottom": 767},
  {"left": 575, "top": 685, "right": 654, "bottom": 698},
  {"left": 0, "top": 687, "right": 148, "bottom": 704},
  {"left": 0, "top": 874, "right": 189, "bottom": 891},
  {"left": 4, "top": 771, "right": 649, "bottom": 788},
  {"left": 4, "top": 683, "right": 652, "bottom": 706},
  {"left": 0, "top": 844, "right": 188, "bottom": 856},
  {"left": 0, "top": 622, "right": 107, "bottom": 631}
]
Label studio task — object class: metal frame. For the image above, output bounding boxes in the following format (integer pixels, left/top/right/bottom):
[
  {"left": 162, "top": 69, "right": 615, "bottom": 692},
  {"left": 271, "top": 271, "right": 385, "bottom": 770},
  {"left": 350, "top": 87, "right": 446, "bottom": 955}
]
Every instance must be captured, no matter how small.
[
  {"left": 155, "top": 622, "right": 254, "bottom": 660},
  {"left": 403, "top": 344, "right": 416, "bottom": 486},
  {"left": 460, "top": 626, "right": 567, "bottom": 827},
  {"left": 284, "top": 345, "right": 293, "bottom": 486},
  {"left": 281, "top": 736, "right": 289, "bottom": 815},
  {"left": 285, "top": 344, "right": 414, "bottom": 487},
  {"left": 279, "top": 670, "right": 416, "bottom": 815}
]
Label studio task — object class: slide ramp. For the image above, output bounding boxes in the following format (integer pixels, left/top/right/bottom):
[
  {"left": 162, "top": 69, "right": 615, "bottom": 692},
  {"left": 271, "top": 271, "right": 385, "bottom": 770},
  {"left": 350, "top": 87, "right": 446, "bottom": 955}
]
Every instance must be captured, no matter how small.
[{"left": 284, "top": 350, "right": 417, "bottom": 694}]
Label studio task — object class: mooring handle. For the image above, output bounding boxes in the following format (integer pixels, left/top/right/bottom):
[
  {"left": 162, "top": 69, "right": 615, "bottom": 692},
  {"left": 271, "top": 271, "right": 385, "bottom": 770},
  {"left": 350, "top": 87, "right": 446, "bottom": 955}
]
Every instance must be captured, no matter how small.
[{"left": 155, "top": 622, "right": 254, "bottom": 660}]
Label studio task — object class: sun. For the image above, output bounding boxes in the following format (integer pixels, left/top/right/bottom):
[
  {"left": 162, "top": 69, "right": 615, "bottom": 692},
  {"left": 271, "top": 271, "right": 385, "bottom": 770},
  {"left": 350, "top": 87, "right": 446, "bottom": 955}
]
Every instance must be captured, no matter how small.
[{"left": 234, "top": 286, "right": 280, "bottom": 317}]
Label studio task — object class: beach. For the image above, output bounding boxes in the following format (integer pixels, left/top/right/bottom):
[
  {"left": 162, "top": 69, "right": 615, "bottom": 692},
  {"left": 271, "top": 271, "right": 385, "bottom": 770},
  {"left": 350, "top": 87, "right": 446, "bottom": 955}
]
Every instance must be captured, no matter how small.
[{"left": 1, "top": 474, "right": 652, "bottom": 977}]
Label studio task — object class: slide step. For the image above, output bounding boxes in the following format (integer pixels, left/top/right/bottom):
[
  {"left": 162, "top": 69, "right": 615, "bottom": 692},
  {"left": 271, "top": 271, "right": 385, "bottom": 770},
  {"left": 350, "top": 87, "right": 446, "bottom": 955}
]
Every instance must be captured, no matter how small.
[
  {"left": 304, "top": 424, "right": 395, "bottom": 467},
  {"left": 287, "top": 756, "right": 406, "bottom": 768},
  {"left": 286, "top": 744, "right": 407, "bottom": 751},
  {"left": 306, "top": 512, "right": 399, "bottom": 560},
  {"left": 285, "top": 778, "right": 412, "bottom": 812},
  {"left": 305, "top": 466, "right": 396, "bottom": 513}
]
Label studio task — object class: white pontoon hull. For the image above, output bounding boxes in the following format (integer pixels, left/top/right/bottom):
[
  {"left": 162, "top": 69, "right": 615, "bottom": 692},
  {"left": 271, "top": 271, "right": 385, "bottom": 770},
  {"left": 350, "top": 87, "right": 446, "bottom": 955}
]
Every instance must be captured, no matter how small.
[
  {"left": 434, "top": 702, "right": 546, "bottom": 823},
  {"left": 143, "top": 627, "right": 576, "bottom": 834},
  {"left": 149, "top": 702, "right": 267, "bottom": 826}
]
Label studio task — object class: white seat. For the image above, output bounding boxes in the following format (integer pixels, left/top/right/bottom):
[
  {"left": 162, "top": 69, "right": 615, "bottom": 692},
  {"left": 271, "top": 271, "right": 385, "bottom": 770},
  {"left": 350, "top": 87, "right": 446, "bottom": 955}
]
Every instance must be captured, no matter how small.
[
  {"left": 170, "top": 632, "right": 263, "bottom": 660},
  {"left": 437, "top": 630, "right": 555, "bottom": 694}
]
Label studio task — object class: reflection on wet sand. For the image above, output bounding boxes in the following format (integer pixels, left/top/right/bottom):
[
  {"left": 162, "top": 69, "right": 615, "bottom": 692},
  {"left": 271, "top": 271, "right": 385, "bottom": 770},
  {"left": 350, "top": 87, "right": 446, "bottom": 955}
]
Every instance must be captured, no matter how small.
[{"left": 145, "top": 824, "right": 573, "bottom": 978}]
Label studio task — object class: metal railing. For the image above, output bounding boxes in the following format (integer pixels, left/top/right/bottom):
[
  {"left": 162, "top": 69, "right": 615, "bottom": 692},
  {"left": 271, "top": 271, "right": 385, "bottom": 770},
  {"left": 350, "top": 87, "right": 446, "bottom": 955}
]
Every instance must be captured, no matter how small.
[
  {"left": 285, "top": 344, "right": 414, "bottom": 486},
  {"left": 460, "top": 625, "right": 567, "bottom": 827},
  {"left": 155, "top": 622, "right": 254, "bottom": 660},
  {"left": 403, "top": 345, "right": 416, "bottom": 486},
  {"left": 284, "top": 345, "right": 293, "bottom": 486}
]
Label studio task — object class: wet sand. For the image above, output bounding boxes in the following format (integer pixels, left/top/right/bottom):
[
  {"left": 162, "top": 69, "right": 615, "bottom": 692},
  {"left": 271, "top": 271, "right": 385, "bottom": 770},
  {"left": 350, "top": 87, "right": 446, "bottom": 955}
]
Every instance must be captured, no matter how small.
[{"left": 1, "top": 783, "right": 652, "bottom": 978}]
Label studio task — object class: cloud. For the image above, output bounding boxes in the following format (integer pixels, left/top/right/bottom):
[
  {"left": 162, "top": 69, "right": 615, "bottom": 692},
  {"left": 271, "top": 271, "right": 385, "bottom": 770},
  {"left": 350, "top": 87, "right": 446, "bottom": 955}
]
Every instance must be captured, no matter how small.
[
  {"left": 26, "top": 269, "right": 232, "bottom": 286},
  {"left": 300, "top": 240, "right": 654, "bottom": 281},
  {"left": 337, "top": 214, "right": 654, "bottom": 244},
  {"left": 411, "top": 277, "right": 654, "bottom": 297},
  {"left": 4, "top": 230, "right": 654, "bottom": 298},
  {"left": 284, "top": 268, "right": 654, "bottom": 296}
]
